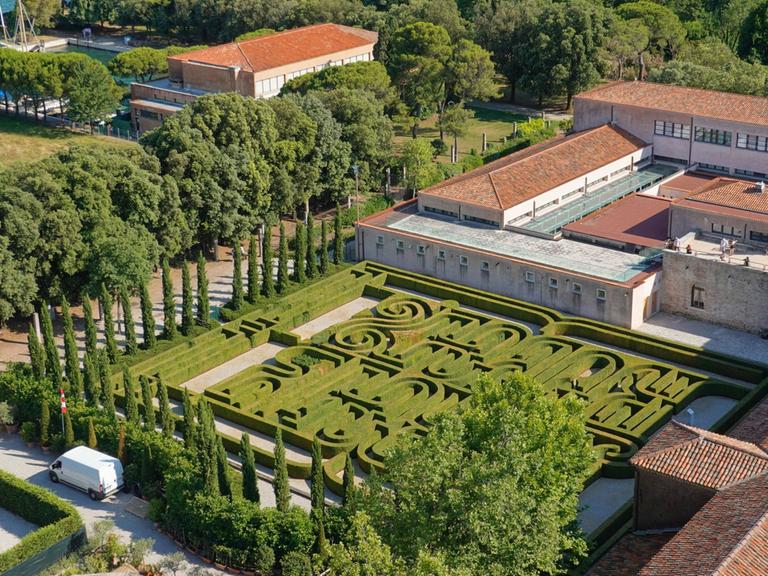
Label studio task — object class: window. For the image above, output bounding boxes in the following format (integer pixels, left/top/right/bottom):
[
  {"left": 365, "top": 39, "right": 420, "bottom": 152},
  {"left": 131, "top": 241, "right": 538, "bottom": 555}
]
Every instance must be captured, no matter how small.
[
  {"left": 596, "top": 289, "right": 607, "bottom": 302},
  {"left": 396, "top": 239, "right": 404, "bottom": 252},
  {"left": 561, "top": 188, "right": 583, "bottom": 201},
  {"left": 695, "top": 127, "right": 732, "bottom": 147},
  {"left": 691, "top": 286, "right": 705, "bottom": 309},
  {"left": 416, "top": 244, "right": 426, "bottom": 255},
  {"left": 139, "top": 109, "right": 160, "bottom": 120},
  {"left": 711, "top": 223, "right": 742, "bottom": 238},
  {"left": 525, "top": 271, "right": 535, "bottom": 283},
  {"left": 750, "top": 231, "right": 768, "bottom": 243},
  {"left": 437, "top": 249, "right": 446, "bottom": 260},
  {"left": 376, "top": 235, "right": 384, "bottom": 246},
  {"left": 654, "top": 120, "right": 690, "bottom": 140},
  {"left": 654, "top": 155, "right": 687, "bottom": 165},
  {"left": 698, "top": 163, "right": 729, "bottom": 175},
  {"left": 480, "top": 261, "right": 490, "bottom": 272},
  {"left": 735, "top": 169, "right": 768, "bottom": 179},
  {"left": 572, "top": 283, "right": 582, "bottom": 295},
  {"left": 463, "top": 215, "right": 498, "bottom": 227},
  {"left": 459, "top": 255, "right": 468, "bottom": 266},
  {"left": 610, "top": 166, "right": 631, "bottom": 178},
  {"left": 548, "top": 278, "right": 559, "bottom": 289},
  {"left": 736, "top": 133, "right": 768, "bottom": 153},
  {"left": 424, "top": 206, "right": 458, "bottom": 218}
]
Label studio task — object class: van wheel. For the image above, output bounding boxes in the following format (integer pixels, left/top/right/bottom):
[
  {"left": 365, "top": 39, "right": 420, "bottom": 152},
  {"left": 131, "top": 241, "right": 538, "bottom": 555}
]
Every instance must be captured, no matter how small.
[
  {"left": 88, "top": 489, "right": 99, "bottom": 501},
  {"left": 49, "top": 471, "right": 59, "bottom": 483}
]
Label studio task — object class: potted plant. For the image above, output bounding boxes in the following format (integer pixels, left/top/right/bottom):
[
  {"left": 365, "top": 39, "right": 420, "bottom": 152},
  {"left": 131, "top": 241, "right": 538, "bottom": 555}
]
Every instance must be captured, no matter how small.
[
  {"left": 0, "top": 402, "right": 17, "bottom": 433},
  {"left": 20, "top": 422, "right": 37, "bottom": 447}
]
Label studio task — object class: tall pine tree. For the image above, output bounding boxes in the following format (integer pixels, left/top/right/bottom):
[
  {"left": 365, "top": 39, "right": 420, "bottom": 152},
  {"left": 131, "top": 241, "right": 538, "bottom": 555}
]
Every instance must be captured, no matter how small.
[
  {"left": 182, "top": 387, "right": 196, "bottom": 451},
  {"left": 98, "top": 349, "right": 114, "bottom": 419},
  {"left": 117, "top": 422, "right": 126, "bottom": 465},
  {"left": 240, "top": 432, "right": 260, "bottom": 504},
  {"left": 63, "top": 411, "right": 74, "bottom": 447},
  {"left": 120, "top": 289, "right": 138, "bottom": 356},
  {"left": 247, "top": 235, "right": 259, "bottom": 304},
  {"left": 140, "top": 375, "right": 156, "bottom": 431},
  {"left": 39, "top": 398, "right": 50, "bottom": 447},
  {"left": 196, "top": 400, "right": 219, "bottom": 495},
  {"left": 123, "top": 368, "right": 140, "bottom": 425},
  {"left": 261, "top": 227, "right": 275, "bottom": 298},
  {"left": 82, "top": 352, "right": 99, "bottom": 407},
  {"left": 305, "top": 215, "right": 317, "bottom": 280},
  {"left": 27, "top": 322, "right": 45, "bottom": 381},
  {"left": 310, "top": 436, "right": 324, "bottom": 519},
  {"left": 40, "top": 303, "right": 62, "bottom": 388},
  {"left": 232, "top": 241, "right": 244, "bottom": 310},
  {"left": 216, "top": 436, "right": 232, "bottom": 498},
  {"left": 320, "top": 219, "right": 329, "bottom": 274},
  {"left": 61, "top": 296, "right": 82, "bottom": 400},
  {"left": 87, "top": 417, "right": 97, "bottom": 448},
  {"left": 273, "top": 428, "right": 290, "bottom": 512},
  {"left": 334, "top": 205, "right": 344, "bottom": 265},
  {"left": 101, "top": 285, "right": 119, "bottom": 364},
  {"left": 343, "top": 452, "right": 356, "bottom": 505},
  {"left": 294, "top": 221, "right": 306, "bottom": 284},
  {"left": 161, "top": 258, "right": 176, "bottom": 339},
  {"left": 139, "top": 282, "right": 156, "bottom": 350},
  {"left": 157, "top": 378, "right": 174, "bottom": 438},
  {"left": 181, "top": 260, "right": 194, "bottom": 336},
  {"left": 277, "top": 222, "right": 290, "bottom": 294},
  {"left": 196, "top": 252, "right": 210, "bottom": 328},
  {"left": 81, "top": 294, "right": 98, "bottom": 357}
]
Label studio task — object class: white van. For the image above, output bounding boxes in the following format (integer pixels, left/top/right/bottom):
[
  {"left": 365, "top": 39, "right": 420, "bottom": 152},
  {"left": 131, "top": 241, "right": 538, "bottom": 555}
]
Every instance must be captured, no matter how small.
[{"left": 49, "top": 446, "right": 124, "bottom": 500}]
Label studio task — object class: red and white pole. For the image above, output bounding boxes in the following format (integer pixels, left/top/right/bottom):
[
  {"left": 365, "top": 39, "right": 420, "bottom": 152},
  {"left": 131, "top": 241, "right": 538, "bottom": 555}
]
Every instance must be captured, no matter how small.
[{"left": 60, "top": 389, "right": 67, "bottom": 434}]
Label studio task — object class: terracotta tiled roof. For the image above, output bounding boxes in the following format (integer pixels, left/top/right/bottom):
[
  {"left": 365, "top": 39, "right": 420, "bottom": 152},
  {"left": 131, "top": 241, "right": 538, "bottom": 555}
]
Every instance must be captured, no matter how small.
[
  {"left": 587, "top": 532, "right": 674, "bottom": 576},
  {"left": 630, "top": 421, "right": 768, "bottom": 489},
  {"left": 638, "top": 473, "right": 768, "bottom": 576},
  {"left": 576, "top": 81, "right": 768, "bottom": 127},
  {"left": 418, "top": 124, "right": 647, "bottom": 210},
  {"left": 729, "top": 396, "right": 768, "bottom": 452},
  {"left": 680, "top": 178, "right": 768, "bottom": 215},
  {"left": 169, "top": 24, "right": 377, "bottom": 72}
]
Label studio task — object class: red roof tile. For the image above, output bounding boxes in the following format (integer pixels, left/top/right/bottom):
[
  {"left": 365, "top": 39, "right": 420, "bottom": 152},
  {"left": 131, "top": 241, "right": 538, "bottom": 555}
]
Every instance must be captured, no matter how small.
[
  {"left": 729, "top": 396, "right": 768, "bottom": 452},
  {"left": 680, "top": 177, "right": 768, "bottom": 215},
  {"left": 169, "top": 24, "right": 377, "bottom": 72},
  {"left": 638, "top": 474, "right": 768, "bottom": 576},
  {"left": 419, "top": 125, "right": 647, "bottom": 210},
  {"left": 631, "top": 421, "right": 768, "bottom": 489},
  {"left": 588, "top": 532, "right": 674, "bottom": 576},
  {"left": 576, "top": 81, "right": 768, "bottom": 127}
]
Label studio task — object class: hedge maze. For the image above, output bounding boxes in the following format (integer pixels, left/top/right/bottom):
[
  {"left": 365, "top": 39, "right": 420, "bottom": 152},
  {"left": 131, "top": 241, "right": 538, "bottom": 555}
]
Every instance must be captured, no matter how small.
[{"left": 118, "top": 262, "right": 768, "bottom": 495}]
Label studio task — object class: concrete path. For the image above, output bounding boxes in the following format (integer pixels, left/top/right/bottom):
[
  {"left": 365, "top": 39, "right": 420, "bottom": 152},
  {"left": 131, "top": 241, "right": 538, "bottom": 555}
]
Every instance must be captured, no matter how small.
[
  {"left": 0, "top": 506, "right": 37, "bottom": 553},
  {"left": 638, "top": 313, "right": 768, "bottom": 366},
  {"left": 212, "top": 416, "right": 311, "bottom": 465},
  {"left": 578, "top": 477, "right": 635, "bottom": 535},
  {"left": 180, "top": 342, "right": 286, "bottom": 393},
  {"left": 672, "top": 396, "right": 737, "bottom": 430},
  {"left": 291, "top": 297, "right": 380, "bottom": 340},
  {"left": 470, "top": 100, "right": 572, "bottom": 122}
]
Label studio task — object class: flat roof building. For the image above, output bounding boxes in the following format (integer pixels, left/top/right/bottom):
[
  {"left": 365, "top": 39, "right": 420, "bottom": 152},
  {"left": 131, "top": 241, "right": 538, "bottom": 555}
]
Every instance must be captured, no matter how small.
[{"left": 130, "top": 24, "right": 378, "bottom": 134}]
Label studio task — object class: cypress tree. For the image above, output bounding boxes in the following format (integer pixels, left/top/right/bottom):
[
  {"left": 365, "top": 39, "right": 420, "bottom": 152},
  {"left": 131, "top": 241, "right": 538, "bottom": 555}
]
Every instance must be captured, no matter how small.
[
  {"left": 123, "top": 368, "right": 140, "bottom": 425},
  {"left": 120, "top": 288, "right": 138, "bottom": 356},
  {"left": 334, "top": 205, "right": 343, "bottom": 265},
  {"left": 277, "top": 222, "right": 290, "bottom": 294},
  {"left": 306, "top": 214, "right": 317, "bottom": 280},
  {"left": 61, "top": 296, "right": 82, "bottom": 400},
  {"left": 247, "top": 235, "right": 259, "bottom": 304},
  {"left": 140, "top": 282, "right": 156, "bottom": 350},
  {"left": 87, "top": 417, "right": 97, "bottom": 448},
  {"left": 343, "top": 452, "right": 356, "bottom": 505},
  {"left": 261, "top": 227, "right": 275, "bottom": 298},
  {"left": 320, "top": 219, "right": 329, "bottom": 274},
  {"left": 196, "top": 252, "right": 210, "bottom": 328},
  {"left": 28, "top": 322, "right": 45, "bottom": 381},
  {"left": 294, "top": 221, "right": 306, "bottom": 284},
  {"left": 141, "top": 444, "right": 155, "bottom": 494},
  {"left": 181, "top": 260, "right": 194, "bottom": 336},
  {"left": 82, "top": 294, "right": 98, "bottom": 358},
  {"left": 315, "top": 515, "right": 328, "bottom": 558},
  {"left": 232, "top": 240, "right": 244, "bottom": 310},
  {"left": 64, "top": 411, "right": 74, "bottom": 447},
  {"left": 39, "top": 399, "right": 50, "bottom": 447},
  {"left": 182, "top": 388, "right": 196, "bottom": 451},
  {"left": 161, "top": 258, "right": 177, "bottom": 339},
  {"left": 273, "top": 428, "right": 290, "bottom": 512},
  {"left": 140, "top": 375, "right": 156, "bottom": 431},
  {"left": 40, "top": 303, "right": 62, "bottom": 388},
  {"left": 101, "top": 285, "right": 119, "bottom": 364},
  {"left": 310, "top": 436, "right": 324, "bottom": 518},
  {"left": 196, "top": 400, "right": 219, "bottom": 495},
  {"left": 158, "top": 378, "right": 174, "bottom": 438},
  {"left": 117, "top": 422, "right": 126, "bottom": 465},
  {"left": 240, "top": 432, "right": 260, "bottom": 504},
  {"left": 216, "top": 435, "right": 233, "bottom": 498},
  {"left": 82, "top": 352, "right": 99, "bottom": 406},
  {"left": 98, "top": 349, "right": 113, "bottom": 417}
]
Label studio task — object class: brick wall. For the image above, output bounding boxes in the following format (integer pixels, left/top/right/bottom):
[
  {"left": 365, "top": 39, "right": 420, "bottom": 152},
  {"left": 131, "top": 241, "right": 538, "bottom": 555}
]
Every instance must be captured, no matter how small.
[{"left": 634, "top": 469, "right": 715, "bottom": 530}]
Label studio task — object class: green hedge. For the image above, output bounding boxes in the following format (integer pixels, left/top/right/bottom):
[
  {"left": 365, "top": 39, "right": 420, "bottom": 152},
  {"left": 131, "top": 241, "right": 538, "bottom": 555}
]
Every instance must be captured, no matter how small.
[{"left": 0, "top": 471, "right": 83, "bottom": 573}]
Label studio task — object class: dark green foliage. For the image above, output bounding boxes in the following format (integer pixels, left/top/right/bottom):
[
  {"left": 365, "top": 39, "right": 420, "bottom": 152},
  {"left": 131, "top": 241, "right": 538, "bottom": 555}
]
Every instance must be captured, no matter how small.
[
  {"left": 120, "top": 288, "right": 138, "bottom": 356},
  {"left": 343, "top": 452, "right": 356, "bottom": 505},
  {"left": 196, "top": 400, "right": 219, "bottom": 495},
  {"left": 277, "top": 223, "right": 290, "bottom": 294},
  {"left": 140, "top": 375, "right": 156, "bottom": 430},
  {"left": 274, "top": 428, "right": 290, "bottom": 512},
  {"left": 261, "top": 227, "right": 276, "bottom": 298},
  {"left": 181, "top": 260, "right": 194, "bottom": 336},
  {"left": 82, "top": 352, "right": 99, "bottom": 407},
  {"left": 141, "top": 444, "right": 155, "bottom": 493},
  {"left": 216, "top": 435, "right": 233, "bottom": 498},
  {"left": 320, "top": 219, "right": 329, "bottom": 275},
  {"left": 63, "top": 411, "right": 74, "bottom": 447},
  {"left": 247, "top": 235, "right": 259, "bottom": 304},
  {"left": 232, "top": 241, "right": 244, "bottom": 310},
  {"left": 161, "top": 259, "right": 176, "bottom": 339},
  {"left": 27, "top": 323, "right": 45, "bottom": 382},
  {"left": 240, "top": 432, "right": 260, "bottom": 504},
  {"left": 310, "top": 437, "right": 324, "bottom": 519},
  {"left": 252, "top": 545, "right": 275, "bottom": 575},
  {"left": 101, "top": 285, "right": 119, "bottom": 364},
  {"left": 196, "top": 252, "right": 210, "bottom": 328},
  {"left": 61, "top": 296, "right": 82, "bottom": 400},
  {"left": 334, "top": 206, "right": 343, "bottom": 265},
  {"left": 182, "top": 388, "right": 196, "bottom": 451},
  {"left": 98, "top": 349, "right": 114, "bottom": 418},
  {"left": 81, "top": 295, "right": 97, "bottom": 358},
  {"left": 305, "top": 215, "right": 317, "bottom": 280},
  {"left": 124, "top": 369, "right": 140, "bottom": 425},
  {"left": 280, "top": 551, "right": 312, "bottom": 576},
  {"left": 293, "top": 221, "right": 306, "bottom": 284},
  {"left": 140, "top": 282, "right": 156, "bottom": 350},
  {"left": 87, "top": 417, "right": 97, "bottom": 448},
  {"left": 39, "top": 399, "right": 50, "bottom": 447},
  {"left": 157, "top": 379, "right": 174, "bottom": 438},
  {"left": 40, "top": 304, "right": 62, "bottom": 388}
]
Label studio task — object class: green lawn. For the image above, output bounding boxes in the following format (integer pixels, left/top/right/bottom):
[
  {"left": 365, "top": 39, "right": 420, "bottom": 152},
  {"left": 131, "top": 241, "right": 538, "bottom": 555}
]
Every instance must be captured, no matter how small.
[
  {"left": 394, "top": 106, "right": 530, "bottom": 163},
  {"left": 0, "top": 115, "right": 136, "bottom": 167}
]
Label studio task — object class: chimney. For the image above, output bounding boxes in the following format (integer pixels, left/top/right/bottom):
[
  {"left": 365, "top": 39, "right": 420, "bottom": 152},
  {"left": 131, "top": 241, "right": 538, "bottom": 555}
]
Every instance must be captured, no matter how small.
[{"left": 758, "top": 181, "right": 766, "bottom": 194}]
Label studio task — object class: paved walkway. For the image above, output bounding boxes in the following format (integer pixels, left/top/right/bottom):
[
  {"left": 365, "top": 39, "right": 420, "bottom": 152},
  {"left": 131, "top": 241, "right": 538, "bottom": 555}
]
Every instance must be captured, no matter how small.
[
  {"left": 181, "top": 343, "right": 286, "bottom": 393},
  {"left": 638, "top": 313, "right": 768, "bottom": 366},
  {"left": 0, "top": 506, "right": 37, "bottom": 553},
  {"left": 470, "top": 100, "right": 572, "bottom": 122},
  {"left": 672, "top": 396, "right": 737, "bottom": 429},
  {"left": 578, "top": 477, "right": 634, "bottom": 536},
  {"left": 291, "top": 297, "right": 381, "bottom": 340}
]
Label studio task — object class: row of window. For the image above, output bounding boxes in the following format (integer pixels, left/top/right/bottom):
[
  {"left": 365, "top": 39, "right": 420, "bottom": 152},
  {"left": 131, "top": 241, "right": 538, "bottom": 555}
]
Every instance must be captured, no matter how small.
[
  {"left": 736, "top": 133, "right": 768, "bottom": 153},
  {"left": 654, "top": 120, "right": 691, "bottom": 140},
  {"left": 735, "top": 168, "right": 768, "bottom": 179},
  {"left": 255, "top": 75, "right": 285, "bottom": 95},
  {"left": 698, "top": 162, "right": 729, "bottom": 174},
  {"left": 694, "top": 127, "right": 732, "bottom": 147},
  {"left": 711, "top": 223, "right": 743, "bottom": 238},
  {"left": 656, "top": 122, "right": 768, "bottom": 155},
  {"left": 463, "top": 214, "right": 498, "bottom": 227},
  {"left": 424, "top": 206, "right": 458, "bottom": 218}
]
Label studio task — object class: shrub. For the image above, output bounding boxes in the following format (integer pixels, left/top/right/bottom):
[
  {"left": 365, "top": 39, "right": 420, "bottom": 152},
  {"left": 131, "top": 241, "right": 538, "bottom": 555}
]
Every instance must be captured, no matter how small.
[
  {"left": 250, "top": 544, "right": 275, "bottom": 574},
  {"left": 431, "top": 138, "right": 448, "bottom": 156},
  {"left": 280, "top": 551, "right": 312, "bottom": 576},
  {"left": 20, "top": 421, "right": 36, "bottom": 443}
]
